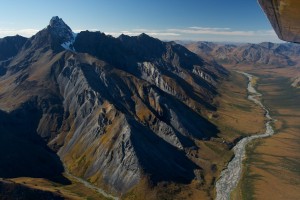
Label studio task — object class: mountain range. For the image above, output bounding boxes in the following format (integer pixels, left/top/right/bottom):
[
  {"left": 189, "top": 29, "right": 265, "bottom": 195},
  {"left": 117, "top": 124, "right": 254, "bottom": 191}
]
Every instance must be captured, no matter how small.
[
  {"left": 0, "top": 16, "right": 227, "bottom": 196},
  {"left": 2, "top": 16, "right": 299, "bottom": 199},
  {"left": 184, "top": 41, "right": 300, "bottom": 67},
  {"left": 184, "top": 41, "right": 300, "bottom": 88}
]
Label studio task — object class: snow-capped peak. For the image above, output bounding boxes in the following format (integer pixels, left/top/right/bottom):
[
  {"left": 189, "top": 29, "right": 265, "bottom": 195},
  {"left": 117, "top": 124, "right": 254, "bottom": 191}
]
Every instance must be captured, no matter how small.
[{"left": 48, "top": 16, "right": 76, "bottom": 51}]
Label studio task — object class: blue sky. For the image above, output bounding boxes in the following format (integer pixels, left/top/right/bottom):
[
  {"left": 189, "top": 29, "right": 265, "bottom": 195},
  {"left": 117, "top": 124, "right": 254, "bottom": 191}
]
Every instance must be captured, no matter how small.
[{"left": 0, "top": 0, "right": 282, "bottom": 43}]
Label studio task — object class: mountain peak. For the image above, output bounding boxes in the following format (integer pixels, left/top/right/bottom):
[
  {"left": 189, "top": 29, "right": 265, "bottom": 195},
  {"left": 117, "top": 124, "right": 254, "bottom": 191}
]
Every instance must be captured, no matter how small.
[
  {"left": 48, "top": 16, "right": 72, "bottom": 34},
  {"left": 138, "top": 33, "right": 153, "bottom": 40},
  {"left": 49, "top": 16, "right": 67, "bottom": 28},
  {"left": 48, "top": 16, "right": 75, "bottom": 51}
]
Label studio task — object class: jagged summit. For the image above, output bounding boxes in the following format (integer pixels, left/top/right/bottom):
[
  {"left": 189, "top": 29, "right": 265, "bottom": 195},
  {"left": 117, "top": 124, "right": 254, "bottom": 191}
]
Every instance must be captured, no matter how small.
[
  {"left": 49, "top": 16, "right": 72, "bottom": 34},
  {"left": 48, "top": 16, "right": 72, "bottom": 33},
  {"left": 138, "top": 32, "right": 150, "bottom": 38},
  {"left": 47, "top": 16, "right": 75, "bottom": 50},
  {"left": 49, "top": 16, "right": 67, "bottom": 28},
  {"left": 0, "top": 16, "right": 227, "bottom": 196},
  {"left": 20, "top": 16, "right": 76, "bottom": 52}
]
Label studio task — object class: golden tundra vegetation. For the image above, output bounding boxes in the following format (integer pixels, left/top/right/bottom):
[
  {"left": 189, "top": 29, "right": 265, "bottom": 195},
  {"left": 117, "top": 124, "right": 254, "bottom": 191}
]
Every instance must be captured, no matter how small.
[
  {"left": 94, "top": 71, "right": 265, "bottom": 200},
  {"left": 3, "top": 67, "right": 266, "bottom": 200},
  {"left": 1, "top": 16, "right": 299, "bottom": 200},
  {"left": 123, "top": 71, "right": 266, "bottom": 200},
  {"left": 7, "top": 176, "right": 111, "bottom": 200},
  {"left": 3, "top": 63, "right": 298, "bottom": 200},
  {"left": 2, "top": 52, "right": 298, "bottom": 200},
  {"left": 227, "top": 65, "right": 300, "bottom": 200}
]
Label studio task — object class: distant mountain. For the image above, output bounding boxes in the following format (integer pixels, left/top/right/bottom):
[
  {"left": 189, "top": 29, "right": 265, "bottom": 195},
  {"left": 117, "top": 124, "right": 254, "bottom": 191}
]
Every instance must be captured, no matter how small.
[
  {"left": 0, "top": 16, "right": 227, "bottom": 194},
  {"left": 184, "top": 41, "right": 300, "bottom": 67}
]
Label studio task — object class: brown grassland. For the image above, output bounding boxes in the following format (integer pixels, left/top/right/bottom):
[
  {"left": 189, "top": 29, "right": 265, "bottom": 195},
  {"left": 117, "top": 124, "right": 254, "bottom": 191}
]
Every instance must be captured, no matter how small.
[
  {"left": 7, "top": 175, "right": 113, "bottom": 200},
  {"left": 227, "top": 65, "right": 300, "bottom": 200},
  {"left": 4, "top": 65, "right": 296, "bottom": 200},
  {"left": 123, "top": 69, "right": 266, "bottom": 200},
  {"left": 3, "top": 67, "right": 267, "bottom": 200}
]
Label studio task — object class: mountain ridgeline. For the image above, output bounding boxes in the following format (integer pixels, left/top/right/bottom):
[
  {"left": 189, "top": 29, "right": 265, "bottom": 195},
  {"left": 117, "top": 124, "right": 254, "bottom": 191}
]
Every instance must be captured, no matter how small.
[
  {"left": 0, "top": 17, "right": 227, "bottom": 194},
  {"left": 184, "top": 41, "right": 300, "bottom": 67},
  {"left": 184, "top": 41, "right": 300, "bottom": 88}
]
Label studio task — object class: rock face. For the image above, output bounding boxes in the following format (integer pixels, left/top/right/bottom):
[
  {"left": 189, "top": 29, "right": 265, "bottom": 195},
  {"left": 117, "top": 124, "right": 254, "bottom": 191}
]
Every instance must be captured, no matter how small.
[
  {"left": 0, "top": 17, "right": 227, "bottom": 194},
  {"left": 0, "top": 35, "right": 27, "bottom": 61},
  {"left": 185, "top": 41, "right": 300, "bottom": 67}
]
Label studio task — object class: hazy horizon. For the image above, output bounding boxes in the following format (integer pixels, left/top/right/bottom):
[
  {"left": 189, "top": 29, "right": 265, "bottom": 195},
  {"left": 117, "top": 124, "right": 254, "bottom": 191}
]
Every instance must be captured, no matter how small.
[{"left": 0, "top": 0, "right": 283, "bottom": 43}]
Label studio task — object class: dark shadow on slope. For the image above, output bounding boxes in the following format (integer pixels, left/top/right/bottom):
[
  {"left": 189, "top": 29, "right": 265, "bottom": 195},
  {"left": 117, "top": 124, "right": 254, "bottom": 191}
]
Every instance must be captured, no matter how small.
[
  {"left": 80, "top": 62, "right": 218, "bottom": 140},
  {"left": 0, "top": 35, "right": 28, "bottom": 61},
  {"left": 73, "top": 32, "right": 222, "bottom": 112},
  {"left": 157, "top": 67, "right": 217, "bottom": 111},
  {"left": 129, "top": 118, "right": 200, "bottom": 185},
  {"left": 0, "top": 100, "right": 70, "bottom": 185},
  {"left": 74, "top": 31, "right": 127, "bottom": 67},
  {"left": 0, "top": 65, "right": 6, "bottom": 76},
  {"left": 0, "top": 180, "right": 64, "bottom": 200},
  {"left": 80, "top": 63, "right": 133, "bottom": 116},
  {"left": 0, "top": 58, "right": 12, "bottom": 76},
  {"left": 149, "top": 86, "right": 219, "bottom": 140}
]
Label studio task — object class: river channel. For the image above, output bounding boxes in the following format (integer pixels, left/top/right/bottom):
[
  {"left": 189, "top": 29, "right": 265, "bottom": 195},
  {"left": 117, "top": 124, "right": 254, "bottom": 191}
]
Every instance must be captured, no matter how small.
[{"left": 215, "top": 72, "right": 275, "bottom": 200}]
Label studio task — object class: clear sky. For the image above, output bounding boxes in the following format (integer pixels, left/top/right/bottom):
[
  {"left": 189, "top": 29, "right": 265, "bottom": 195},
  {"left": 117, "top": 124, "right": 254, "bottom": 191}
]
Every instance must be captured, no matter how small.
[{"left": 0, "top": 0, "right": 282, "bottom": 43}]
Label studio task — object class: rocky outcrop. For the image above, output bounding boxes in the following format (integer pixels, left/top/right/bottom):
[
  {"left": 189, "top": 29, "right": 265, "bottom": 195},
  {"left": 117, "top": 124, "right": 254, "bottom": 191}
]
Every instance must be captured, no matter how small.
[
  {"left": 292, "top": 76, "right": 300, "bottom": 88},
  {"left": 0, "top": 17, "right": 226, "bottom": 194}
]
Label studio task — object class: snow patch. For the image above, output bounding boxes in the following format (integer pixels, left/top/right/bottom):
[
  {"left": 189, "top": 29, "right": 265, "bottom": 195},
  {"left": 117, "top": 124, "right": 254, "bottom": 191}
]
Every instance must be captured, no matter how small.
[{"left": 61, "top": 32, "right": 77, "bottom": 51}]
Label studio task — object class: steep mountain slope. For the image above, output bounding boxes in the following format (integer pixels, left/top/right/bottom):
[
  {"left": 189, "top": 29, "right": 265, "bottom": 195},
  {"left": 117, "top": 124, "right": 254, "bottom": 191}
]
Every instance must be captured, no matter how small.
[
  {"left": 0, "top": 35, "right": 27, "bottom": 61},
  {"left": 185, "top": 41, "right": 300, "bottom": 67},
  {"left": 0, "top": 107, "right": 64, "bottom": 180},
  {"left": 0, "top": 17, "right": 227, "bottom": 195}
]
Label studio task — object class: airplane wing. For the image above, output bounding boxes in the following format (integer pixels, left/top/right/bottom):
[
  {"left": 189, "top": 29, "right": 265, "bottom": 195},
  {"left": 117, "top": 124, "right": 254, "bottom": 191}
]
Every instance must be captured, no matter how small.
[{"left": 258, "top": 0, "right": 300, "bottom": 43}]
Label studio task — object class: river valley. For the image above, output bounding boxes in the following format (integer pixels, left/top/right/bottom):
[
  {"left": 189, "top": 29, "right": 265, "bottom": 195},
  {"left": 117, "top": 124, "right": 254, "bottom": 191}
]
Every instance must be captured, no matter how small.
[{"left": 215, "top": 72, "right": 275, "bottom": 200}]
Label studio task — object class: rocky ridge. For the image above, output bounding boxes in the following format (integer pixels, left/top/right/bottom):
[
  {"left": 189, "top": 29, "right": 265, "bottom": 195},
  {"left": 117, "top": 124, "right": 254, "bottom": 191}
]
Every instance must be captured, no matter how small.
[{"left": 0, "top": 17, "right": 227, "bottom": 195}]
